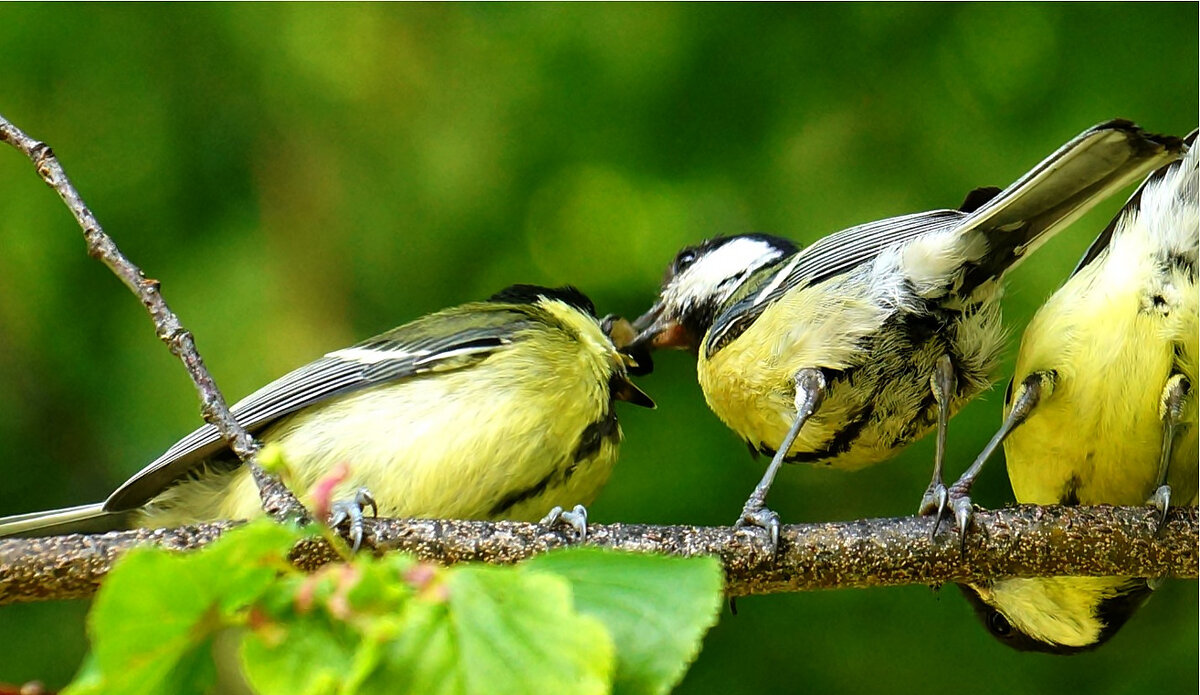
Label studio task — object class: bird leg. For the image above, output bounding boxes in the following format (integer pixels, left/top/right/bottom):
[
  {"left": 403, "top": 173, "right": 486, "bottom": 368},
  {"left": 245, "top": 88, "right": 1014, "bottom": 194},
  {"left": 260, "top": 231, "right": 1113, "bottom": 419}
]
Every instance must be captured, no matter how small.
[
  {"left": 735, "top": 368, "right": 826, "bottom": 553},
  {"left": 1148, "top": 374, "right": 1190, "bottom": 535},
  {"left": 918, "top": 355, "right": 957, "bottom": 537},
  {"left": 329, "top": 487, "right": 378, "bottom": 552},
  {"left": 541, "top": 504, "right": 589, "bottom": 541},
  {"left": 943, "top": 371, "right": 1055, "bottom": 551}
]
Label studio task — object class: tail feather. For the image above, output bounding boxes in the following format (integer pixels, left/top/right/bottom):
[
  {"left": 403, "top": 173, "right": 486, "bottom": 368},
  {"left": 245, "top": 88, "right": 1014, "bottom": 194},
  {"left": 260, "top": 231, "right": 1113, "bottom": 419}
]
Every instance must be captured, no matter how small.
[
  {"left": 964, "top": 120, "right": 1186, "bottom": 283},
  {"left": 0, "top": 503, "right": 118, "bottom": 538},
  {"left": 1072, "top": 128, "right": 1197, "bottom": 276}
]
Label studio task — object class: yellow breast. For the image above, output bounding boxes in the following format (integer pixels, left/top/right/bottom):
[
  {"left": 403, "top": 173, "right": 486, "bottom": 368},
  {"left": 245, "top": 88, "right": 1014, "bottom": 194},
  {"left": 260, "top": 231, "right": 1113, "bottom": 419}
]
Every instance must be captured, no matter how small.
[
  {"left": 699, "top": 277, "right": 883, "bottom": 463},
  {"left": 697, "top": 264, "right": 1006, "bottom": 471},
  {"left": 143, "top": 303, "right": 626, "bottom": 526},
  {"left": 1004, "top": 245, "right": 1199, "bottom": 506}
]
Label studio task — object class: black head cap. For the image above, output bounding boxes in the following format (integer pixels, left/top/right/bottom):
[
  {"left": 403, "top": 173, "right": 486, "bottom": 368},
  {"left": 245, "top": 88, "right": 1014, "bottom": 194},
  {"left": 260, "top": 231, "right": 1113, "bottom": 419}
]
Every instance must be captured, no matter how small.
[
  {"left": 1090, "top": 581, "right": 1155, "bottom": 646},
  {"left": 489, "top": 284, "right": 597, "bottom": 317}
]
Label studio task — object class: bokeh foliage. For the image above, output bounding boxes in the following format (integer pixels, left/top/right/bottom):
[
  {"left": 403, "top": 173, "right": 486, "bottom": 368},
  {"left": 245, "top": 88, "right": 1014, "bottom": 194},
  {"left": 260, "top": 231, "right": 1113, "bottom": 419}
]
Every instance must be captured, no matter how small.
[{"left": 0, "top": 4, "right": 1196, "bottom": 692}]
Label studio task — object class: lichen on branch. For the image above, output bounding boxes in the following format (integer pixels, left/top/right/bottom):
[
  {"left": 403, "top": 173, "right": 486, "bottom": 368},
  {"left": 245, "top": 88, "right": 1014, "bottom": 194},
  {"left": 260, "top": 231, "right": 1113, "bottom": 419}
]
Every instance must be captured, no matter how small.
[{"left": 1, "top": 505, "right": 1194, "bottom": 605}]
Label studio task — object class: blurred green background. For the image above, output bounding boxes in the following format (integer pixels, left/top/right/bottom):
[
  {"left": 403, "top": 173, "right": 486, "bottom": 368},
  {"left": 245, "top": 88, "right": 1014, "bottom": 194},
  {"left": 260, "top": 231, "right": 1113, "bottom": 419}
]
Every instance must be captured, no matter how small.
[{"left": 0, "top": 4, "right": 1196, "bottom": 692}]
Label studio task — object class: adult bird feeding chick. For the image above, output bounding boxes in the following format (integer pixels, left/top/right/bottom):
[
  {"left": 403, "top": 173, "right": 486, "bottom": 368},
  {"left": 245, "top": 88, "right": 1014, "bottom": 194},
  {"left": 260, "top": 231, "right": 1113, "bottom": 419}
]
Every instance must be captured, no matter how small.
[
  {"left": 630, "top": 120, "right": 1185, "bottom": 549},
  {"left": 0, "top": 285, "right": 653, "bottom": 547},
  {"left": 958, "top": 130, "right": 1197, "bottom": 654}
]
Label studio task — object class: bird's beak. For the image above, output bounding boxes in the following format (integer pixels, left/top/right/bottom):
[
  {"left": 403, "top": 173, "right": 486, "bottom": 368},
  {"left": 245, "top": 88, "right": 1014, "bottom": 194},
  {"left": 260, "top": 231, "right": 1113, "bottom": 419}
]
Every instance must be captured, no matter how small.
[
  {"left": 630, "top": 302, "right": 693, "bottom": 351},
  {"left": 600, "top": 314, "right": 655, "bottom": 376},
  {"left": 611, "top": 374, "right": 656, "bottom": 409}
]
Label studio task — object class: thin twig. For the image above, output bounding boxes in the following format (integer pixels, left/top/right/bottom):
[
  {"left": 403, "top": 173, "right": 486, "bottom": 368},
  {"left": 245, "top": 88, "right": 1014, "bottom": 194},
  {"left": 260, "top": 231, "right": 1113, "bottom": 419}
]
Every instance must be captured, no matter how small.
[
  {"left": 0, "top": 505, "right": 1194, "bottom": 605},
  {"left": 0, "top": 113, "right": 306, "bottom": 522}
]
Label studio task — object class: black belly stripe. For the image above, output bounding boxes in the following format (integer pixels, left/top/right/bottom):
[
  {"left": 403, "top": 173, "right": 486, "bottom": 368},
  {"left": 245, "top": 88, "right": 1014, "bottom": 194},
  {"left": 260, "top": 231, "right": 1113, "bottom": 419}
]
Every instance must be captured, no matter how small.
[
  {"left": 488, "top": 409, "right": 620, "bottom": 518},
  {"left": 1059, "top": 475, "right": 1082, "bottom": 506},
  {"left": 755, "top": 302, "right": 982, "bottom": 464},
  {"left": 784, "top": 400, "right": 876, "bottom": 463},
  {"left": 573, "top": 409, "right": 619, "bottom": 462},
  {"left": 752, "top": 367, "right": 878, "bottom": 463},
  {"left": 489, "top": 468, "right": 558, "bottom": 518}
]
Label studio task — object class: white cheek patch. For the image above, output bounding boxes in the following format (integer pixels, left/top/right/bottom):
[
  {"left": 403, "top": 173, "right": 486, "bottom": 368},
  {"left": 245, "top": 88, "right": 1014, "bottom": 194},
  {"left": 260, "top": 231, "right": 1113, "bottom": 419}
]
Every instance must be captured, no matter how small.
[{"left": 668, "top": 237, "right": 786, "bottom": 310}]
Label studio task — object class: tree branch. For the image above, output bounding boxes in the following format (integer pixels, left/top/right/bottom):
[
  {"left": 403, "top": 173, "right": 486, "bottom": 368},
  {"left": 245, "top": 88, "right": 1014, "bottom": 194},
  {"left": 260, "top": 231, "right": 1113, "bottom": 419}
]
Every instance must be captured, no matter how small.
[
  {"left": 0, "top": 113, "right": 305, "bottom": 522},
  {"left": 1, "top": 117, "right": 1194, "bottom": 616},
  {"left": 1, "top": 505, "right": 1194, "bottom": 605}
]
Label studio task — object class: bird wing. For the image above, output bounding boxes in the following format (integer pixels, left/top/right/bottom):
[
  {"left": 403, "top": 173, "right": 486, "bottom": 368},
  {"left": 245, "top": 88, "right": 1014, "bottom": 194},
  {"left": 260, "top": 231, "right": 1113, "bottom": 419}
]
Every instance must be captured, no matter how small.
[
  {"left": 705, "top": 209, "right": 966, "bottom": 354},
  {"left": 104, "top": 304, "right": 537, "bottom": 511}
]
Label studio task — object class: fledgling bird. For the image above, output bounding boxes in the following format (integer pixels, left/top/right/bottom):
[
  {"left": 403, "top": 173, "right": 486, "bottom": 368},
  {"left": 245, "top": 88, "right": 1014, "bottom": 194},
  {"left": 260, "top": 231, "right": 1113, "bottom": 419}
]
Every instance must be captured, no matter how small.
[
  {"left": 630, "top": 120, "right": 1185, "bottom": 547},
  {"left": 0, "top": 285, "right": 653, "bottom": 545},
  {"left": 958, "top": 130, "right": 1197, "bottom": 654}
]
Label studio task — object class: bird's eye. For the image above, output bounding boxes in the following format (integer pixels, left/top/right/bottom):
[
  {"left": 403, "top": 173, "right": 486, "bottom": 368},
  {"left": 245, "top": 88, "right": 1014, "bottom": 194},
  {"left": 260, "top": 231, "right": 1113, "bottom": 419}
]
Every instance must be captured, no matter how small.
[
  {"left": 673, "top": 249, "right": 698, "bottom": 274},
  {"left": 988, "top": 610, "right": 1013, "bottom": 637}
]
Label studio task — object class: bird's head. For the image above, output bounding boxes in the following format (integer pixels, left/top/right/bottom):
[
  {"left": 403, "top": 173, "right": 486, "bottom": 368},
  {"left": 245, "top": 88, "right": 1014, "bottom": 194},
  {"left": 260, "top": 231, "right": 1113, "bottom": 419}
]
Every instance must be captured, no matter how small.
[
  {"left": 630, "top": 234, "right": 797, "bottom": 352},
  {"left": 958, "top": 576, "right": 1154, "bottom": 654}
]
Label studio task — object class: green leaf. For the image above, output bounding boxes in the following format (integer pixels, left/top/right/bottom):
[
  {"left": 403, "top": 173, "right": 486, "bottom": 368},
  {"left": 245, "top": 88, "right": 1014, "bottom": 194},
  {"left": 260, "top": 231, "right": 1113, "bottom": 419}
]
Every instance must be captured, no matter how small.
[
  {"left": 527, "top": 549, "right": 723, "bottom": 695},
  {"left": 348, "top": 602, "right": 465, "bottom": 695},
  {"left": 60, "top": 653, "right": 103, "bottom": 695},
  {"left": 67, "top": 520, "right": 303, "bottom": 695},
  {"left": 77, "top": 549, "right": 220, "bottom": 694},
  {"left": 240, "top": 556, "right": 407, "bottom": 695},
  {"left": 446, "top": 565, "right": 615, "bottom": 695},
  {"left": 243, "top": 556, "right": 615, "bottom": 695},
  {"left": 201, "top": 521, "right": 304, "bottom": 615},
  {"left": 241, "top": 618, "right": 355, "bottom": 695}
]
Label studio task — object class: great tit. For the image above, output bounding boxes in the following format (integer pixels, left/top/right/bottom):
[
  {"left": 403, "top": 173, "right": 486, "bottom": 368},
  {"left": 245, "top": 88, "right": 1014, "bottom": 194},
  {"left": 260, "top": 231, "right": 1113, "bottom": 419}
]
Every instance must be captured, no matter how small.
[
  {"left": 630, "top": 120, "right": 1184, "bottom": 547},
  {"left": 957, "top": 131, "right": 1197, "bottom": 653},
  {"left": 0, "top": 284, "right": 654, "bottom": 543}
]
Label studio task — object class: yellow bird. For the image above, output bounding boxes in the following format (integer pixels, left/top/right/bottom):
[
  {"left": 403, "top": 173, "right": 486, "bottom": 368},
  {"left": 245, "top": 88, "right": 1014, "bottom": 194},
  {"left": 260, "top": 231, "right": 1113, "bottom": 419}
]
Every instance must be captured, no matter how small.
[
  {"left": 958, "top": 131, "right": 1197, "bottom": 653},
  {"left": 0, "top": 285, "right": 653, "bottom": 545},
  {"left": 630, "top": 121, "right": 1184, "bottom": 547}
]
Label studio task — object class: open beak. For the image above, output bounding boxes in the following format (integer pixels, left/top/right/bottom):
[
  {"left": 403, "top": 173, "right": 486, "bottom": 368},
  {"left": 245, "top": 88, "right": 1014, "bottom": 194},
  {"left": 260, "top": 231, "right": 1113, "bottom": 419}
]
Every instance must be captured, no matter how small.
[
  {"left": 611, "top": 374, "right": 655, "bottom": 409},
  {"left": 630, "top": 302, "right": 693, "bottom": 351},
  {"left": 600, "top": 314, "right": 655, "bottom": 376}
]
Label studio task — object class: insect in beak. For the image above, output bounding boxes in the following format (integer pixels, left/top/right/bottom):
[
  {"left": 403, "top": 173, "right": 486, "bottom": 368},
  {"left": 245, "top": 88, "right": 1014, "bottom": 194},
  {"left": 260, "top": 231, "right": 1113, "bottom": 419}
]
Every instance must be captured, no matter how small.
[{"left": 630, "top": 303, "right": 693, "bottom": 351}]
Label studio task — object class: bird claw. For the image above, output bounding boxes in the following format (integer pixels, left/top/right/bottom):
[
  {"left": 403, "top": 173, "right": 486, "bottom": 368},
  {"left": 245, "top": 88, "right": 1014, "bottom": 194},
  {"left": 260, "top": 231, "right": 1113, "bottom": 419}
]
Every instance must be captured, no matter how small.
[
  {"left": 1147, "top": 484, "right": 1172, "bottom": 536},
  {"left": 329, "top": 487, "right": 377, "bottom": 552},
  {"left": 540, "top": 504, "right": 588, "bottom": 541},
  {"left": 918, "top": 482, "right": 949, "bottom": 540},
  {"left": 950, "top": 492, "right": 976, "bottom": 556},
  {"left": 735, "top": 504, "right": 780, "bottom": 554}
]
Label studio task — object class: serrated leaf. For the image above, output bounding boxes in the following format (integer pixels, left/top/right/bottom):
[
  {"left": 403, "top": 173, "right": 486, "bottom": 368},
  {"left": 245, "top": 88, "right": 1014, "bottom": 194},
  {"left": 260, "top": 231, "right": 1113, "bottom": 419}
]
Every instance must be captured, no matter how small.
[
  {"left": 351, "top": 563, "right": 615, "bottom": 695},
  {"left": 526, "top": 549, "right": 723, "bottom": 695},
  {"left": 242, "top": 557, "right": 615, "bottom": 695},
  {"left": 68, "top": 520, "right": 303, "bottom": 694},
  {"left": 448, "top": 565, "right": 615, "bottom": 695},
  {"left": 241, "top": 554, "right": 417, "bottom": 695}
]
